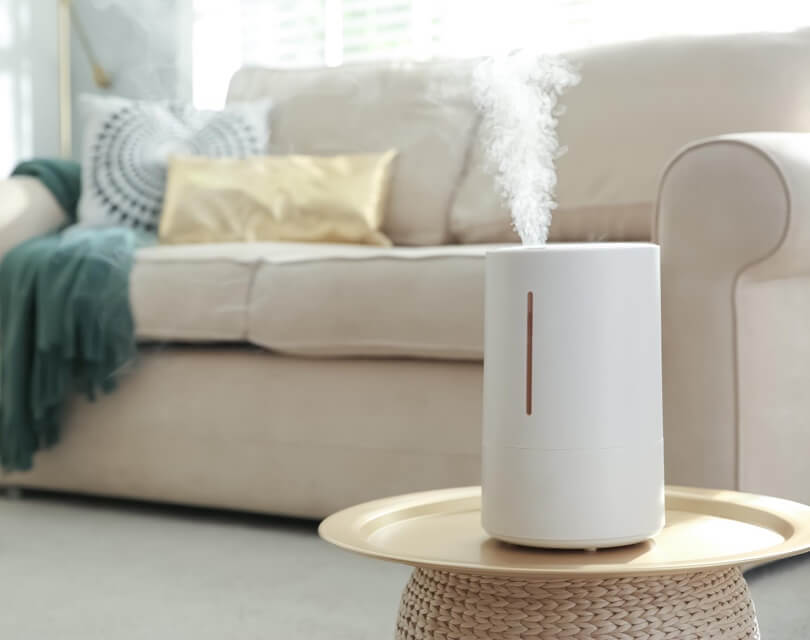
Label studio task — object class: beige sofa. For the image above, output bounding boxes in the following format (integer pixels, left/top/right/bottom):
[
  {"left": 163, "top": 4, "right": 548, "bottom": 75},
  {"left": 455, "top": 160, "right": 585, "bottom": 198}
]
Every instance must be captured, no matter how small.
[{"left": 3, "top": 30, "right": 810, "bottom": 517}]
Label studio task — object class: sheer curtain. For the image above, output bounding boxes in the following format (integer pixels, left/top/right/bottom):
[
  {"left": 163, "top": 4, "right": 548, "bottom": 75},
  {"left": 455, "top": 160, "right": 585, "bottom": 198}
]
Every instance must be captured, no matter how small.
[{"left": 191, "top": 0, "right": 810, "bottom": 108}]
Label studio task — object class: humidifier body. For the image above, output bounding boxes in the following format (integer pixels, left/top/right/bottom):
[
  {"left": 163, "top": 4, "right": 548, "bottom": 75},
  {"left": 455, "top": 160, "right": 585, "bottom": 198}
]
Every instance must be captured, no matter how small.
[{"left": 481, "top": 243, "right": 665, "bottom": 549}]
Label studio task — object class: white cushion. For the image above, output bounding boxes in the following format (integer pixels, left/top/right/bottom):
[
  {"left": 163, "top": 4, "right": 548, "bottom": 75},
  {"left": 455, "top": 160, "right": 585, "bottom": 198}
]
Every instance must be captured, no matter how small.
[
  {"left": 77, "top": 95, "right": 270, "bottom": 233},
  {"left": 226, "top": 62, "right": 478, "bottom": 246},
  {"left": 451, "top": 29, "right": 810, "bottom": 243},
  {"left": 131, "top": 242, "right": 495, "bottom": 359}
]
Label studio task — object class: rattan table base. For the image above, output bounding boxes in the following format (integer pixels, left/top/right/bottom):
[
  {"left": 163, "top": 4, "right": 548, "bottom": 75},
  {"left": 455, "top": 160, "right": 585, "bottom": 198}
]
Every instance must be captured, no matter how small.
[
  {"left": 320, "top": 487, "right": 810, "bottom": 639},
  {"left": 396, "top": 566, "right": 759, "bottom": 639}
]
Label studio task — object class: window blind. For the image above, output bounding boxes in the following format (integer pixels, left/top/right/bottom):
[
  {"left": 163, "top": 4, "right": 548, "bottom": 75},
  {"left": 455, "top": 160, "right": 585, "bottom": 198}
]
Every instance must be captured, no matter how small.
[{"left": 191, "top": 0, "right": 810, "bottom": 108}]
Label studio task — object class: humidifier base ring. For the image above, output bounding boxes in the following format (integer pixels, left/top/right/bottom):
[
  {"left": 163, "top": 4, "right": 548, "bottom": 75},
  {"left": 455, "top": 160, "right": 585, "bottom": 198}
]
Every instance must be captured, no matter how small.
[
  {"left": 396, "top": 565, "right": 758, "bottom": 640},
  {"left": 485, "top": 527, "right": 663, "bottom": 550}
]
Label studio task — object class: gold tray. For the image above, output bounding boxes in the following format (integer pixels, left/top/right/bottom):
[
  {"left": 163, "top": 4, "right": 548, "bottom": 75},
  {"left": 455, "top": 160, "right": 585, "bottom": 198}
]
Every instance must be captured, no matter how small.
[{"left": 319, "top": 485, "right": 810, "bottom": 577}]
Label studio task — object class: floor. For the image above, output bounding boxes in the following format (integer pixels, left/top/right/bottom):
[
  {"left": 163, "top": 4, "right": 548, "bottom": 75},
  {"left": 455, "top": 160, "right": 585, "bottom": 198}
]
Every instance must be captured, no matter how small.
[{"left": 0, "top": 491, "right": 807, "bottom": 639}]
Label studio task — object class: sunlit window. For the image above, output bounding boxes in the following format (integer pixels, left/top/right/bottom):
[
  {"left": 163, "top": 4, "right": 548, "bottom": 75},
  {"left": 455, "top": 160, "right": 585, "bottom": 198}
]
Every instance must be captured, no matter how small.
[
  {"left": 191, "top": 0, "right": 810, "bottom": 108},
  {"left": 0, "top": 0, "right": 39, "bottom": 175}
]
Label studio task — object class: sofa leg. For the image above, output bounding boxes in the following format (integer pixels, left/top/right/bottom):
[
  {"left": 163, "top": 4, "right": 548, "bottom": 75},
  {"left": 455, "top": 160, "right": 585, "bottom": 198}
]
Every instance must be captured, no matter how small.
[{"left": 3, "top": 486, "right": 23, "bottom": 500}]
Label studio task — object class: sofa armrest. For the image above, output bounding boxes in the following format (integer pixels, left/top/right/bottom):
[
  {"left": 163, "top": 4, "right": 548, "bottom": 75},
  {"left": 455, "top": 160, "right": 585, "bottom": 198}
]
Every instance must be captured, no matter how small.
[
  {"left": 654, "top": 133, "right": 810, "bottom": 501},
  {"left": 0, "top": 176, "right": 68, "bottom": 261}
]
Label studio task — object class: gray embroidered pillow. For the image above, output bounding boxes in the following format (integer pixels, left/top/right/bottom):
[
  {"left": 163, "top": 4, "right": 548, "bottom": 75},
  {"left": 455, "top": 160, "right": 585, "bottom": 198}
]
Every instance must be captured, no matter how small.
[{"left": 77, "top": 94, "right": 271, "bottom": 232}]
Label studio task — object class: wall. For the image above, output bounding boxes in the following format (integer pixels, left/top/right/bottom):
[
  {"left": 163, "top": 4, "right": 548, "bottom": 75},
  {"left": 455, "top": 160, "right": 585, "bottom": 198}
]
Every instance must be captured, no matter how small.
[
  {"left": 70, "top": 0, "right": 192, "bottom": 157},
  {"left": 0, "top": 0, "right": 192, "bottom": 173}
]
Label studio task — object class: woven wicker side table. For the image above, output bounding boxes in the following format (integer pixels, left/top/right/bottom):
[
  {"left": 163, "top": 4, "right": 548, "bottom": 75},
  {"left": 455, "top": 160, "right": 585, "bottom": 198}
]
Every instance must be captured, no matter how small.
[{"left": 319, "top": 486, "right": 810, "bottom": 640}]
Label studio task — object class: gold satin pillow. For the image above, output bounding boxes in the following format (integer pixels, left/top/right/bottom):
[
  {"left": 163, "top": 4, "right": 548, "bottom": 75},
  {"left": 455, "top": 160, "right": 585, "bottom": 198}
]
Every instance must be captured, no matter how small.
[{"left": 159, "top": 151, "right": 397, "bottom": 246}]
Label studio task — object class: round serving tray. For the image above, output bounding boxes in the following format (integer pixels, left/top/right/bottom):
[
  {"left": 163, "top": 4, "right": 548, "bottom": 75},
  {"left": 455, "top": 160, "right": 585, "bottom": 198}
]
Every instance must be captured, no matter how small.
[{"left": 319, "top": 485, "right": 810, "bottom": 577}]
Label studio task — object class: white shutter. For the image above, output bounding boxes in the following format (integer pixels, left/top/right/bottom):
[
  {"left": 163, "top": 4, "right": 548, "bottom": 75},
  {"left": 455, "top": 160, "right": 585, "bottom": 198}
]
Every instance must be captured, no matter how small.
[
  {"left": 239, "top": 0, "right": 325, "bottom": 67},
  {"left": 191, "top": 0, "right": 810, "bottom": 107},
  {"left": 340, "top": 0, "right": 414, "bottom": 62}
]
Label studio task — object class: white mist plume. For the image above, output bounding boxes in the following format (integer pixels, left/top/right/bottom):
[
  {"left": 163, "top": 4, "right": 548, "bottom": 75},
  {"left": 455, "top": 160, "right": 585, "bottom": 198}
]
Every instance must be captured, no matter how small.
[{"left": 473, "top": 51, "right": 580, "bottom": 245}]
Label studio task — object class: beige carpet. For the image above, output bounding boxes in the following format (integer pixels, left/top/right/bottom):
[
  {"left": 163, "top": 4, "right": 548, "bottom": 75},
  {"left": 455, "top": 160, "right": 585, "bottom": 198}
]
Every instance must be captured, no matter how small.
[
  {"left": 0, "top": 492, "right": 410, "bottom": 639},
  {"left": 0, "top": 491, "right": 807, "bottom": 639}
]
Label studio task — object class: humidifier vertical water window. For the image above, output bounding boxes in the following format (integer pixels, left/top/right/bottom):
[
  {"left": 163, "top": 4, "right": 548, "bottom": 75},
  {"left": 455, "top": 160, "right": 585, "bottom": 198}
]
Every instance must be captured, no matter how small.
[{"left": 475, "top": 53, "right": 665, "bottom": 549}]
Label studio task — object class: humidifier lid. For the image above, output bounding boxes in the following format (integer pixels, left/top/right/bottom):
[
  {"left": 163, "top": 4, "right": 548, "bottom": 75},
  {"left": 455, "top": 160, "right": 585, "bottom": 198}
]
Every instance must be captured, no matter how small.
[{"left": 487, "top": 242, "right": 658, "bottom": 257}]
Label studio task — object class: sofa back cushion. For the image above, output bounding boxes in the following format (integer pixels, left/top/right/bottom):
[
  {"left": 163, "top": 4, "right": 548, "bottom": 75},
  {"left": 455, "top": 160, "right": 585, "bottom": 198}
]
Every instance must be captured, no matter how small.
[
  {"left": 227, "top": 62, "right": 478, "bottom": 246},
  {"left": 451, "top": 29, "right": 810, "bottom": 243}
]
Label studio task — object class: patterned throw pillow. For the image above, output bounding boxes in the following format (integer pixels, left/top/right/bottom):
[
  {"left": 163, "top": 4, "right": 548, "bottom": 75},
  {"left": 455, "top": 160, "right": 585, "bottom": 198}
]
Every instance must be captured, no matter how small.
[{"left": 77, "top": 94, "right": 271, "bottom": 232}]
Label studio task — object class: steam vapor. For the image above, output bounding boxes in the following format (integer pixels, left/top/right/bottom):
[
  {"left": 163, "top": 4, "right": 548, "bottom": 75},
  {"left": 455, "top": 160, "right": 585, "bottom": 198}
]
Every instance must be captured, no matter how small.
[{"left": 473, "top": 51, "right": 580, "bottom": 245}]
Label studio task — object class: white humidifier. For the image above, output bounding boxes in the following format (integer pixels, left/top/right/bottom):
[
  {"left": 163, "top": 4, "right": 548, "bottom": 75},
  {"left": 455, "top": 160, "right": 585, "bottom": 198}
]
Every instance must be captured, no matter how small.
[{"left": 481, "top": 243, "right": 665, "bottom": 549}]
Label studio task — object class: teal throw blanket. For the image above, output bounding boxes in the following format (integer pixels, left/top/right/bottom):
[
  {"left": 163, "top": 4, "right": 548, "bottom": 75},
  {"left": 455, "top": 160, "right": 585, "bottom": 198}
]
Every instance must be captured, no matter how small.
[{"left": 0, "top": 159, "right": 145, "bottom": 471}]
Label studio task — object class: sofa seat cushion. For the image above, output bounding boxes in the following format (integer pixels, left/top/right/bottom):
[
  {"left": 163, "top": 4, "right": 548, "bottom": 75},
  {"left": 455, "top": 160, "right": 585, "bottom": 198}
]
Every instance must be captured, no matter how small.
[
  {"left": 131, "top": 242, "right": 500, "bottom": 360},
  {"left": 131, "top": 243, "right": 273, "bottom": 341},
  {"left": 246, "top": 243, "right": 495, "bottom": 359}
]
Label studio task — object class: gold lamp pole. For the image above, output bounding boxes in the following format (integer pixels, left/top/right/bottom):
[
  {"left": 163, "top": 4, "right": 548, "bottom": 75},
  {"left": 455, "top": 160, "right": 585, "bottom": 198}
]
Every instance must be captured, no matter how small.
[
  {"left": 58, "top": 0, "right": 71, "bottom": 157},
  {"left": 58, "top": 0, "right": 112, "bottom": 158}
]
